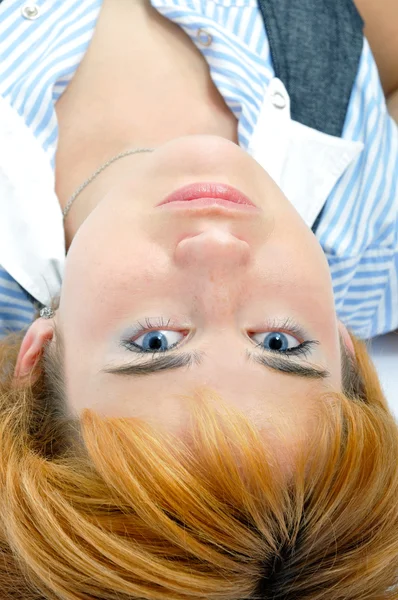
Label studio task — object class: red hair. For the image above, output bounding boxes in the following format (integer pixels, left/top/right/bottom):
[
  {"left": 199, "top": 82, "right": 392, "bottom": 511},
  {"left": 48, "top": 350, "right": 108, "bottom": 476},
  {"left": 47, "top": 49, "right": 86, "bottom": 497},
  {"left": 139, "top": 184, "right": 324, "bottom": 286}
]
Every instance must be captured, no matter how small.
[{"left": 0, "top": 326, "right": 396, "bottom": 599}]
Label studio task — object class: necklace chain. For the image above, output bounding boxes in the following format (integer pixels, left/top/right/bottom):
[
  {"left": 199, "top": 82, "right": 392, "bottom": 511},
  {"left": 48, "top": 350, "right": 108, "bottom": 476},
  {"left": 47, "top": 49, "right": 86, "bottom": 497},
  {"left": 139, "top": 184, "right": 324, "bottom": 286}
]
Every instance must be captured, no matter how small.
[{"left": 62, "top": 148, "right": 154, "bottom": 220}]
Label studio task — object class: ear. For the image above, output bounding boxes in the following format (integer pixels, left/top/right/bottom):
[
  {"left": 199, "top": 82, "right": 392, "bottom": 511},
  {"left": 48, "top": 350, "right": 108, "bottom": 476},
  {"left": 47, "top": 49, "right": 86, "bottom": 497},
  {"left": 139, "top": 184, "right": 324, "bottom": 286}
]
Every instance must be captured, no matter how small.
[
  {"left": 337, "top": 320, "right": 355, "bottom": 357},
  {"left": 13, "top": 316, "right": 55, "bottom": 385}
]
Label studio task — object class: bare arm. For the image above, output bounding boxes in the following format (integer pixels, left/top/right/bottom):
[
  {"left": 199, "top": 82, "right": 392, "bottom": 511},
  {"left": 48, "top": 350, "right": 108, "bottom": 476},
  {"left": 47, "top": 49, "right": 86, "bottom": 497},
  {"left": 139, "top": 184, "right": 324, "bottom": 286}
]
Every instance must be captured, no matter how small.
[
  {"left": 387, "top": 89, "right": 398, "bottom": 124},
  {"left": 353, "top": 0, "right": 398, "bottom": 122},
  {"left": 353, "top": 0, "right": 398, "bottom": 96}
]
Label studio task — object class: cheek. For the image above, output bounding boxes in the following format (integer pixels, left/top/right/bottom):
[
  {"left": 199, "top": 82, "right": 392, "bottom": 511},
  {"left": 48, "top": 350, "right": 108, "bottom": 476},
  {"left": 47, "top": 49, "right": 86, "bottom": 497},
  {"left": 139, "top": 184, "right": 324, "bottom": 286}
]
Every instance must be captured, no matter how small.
[
  {"left": 256, "top": 225, "right": 334, "bottom": 301},
  {"left": 61, "top": 235, "right": 173, "bottom": 339}
]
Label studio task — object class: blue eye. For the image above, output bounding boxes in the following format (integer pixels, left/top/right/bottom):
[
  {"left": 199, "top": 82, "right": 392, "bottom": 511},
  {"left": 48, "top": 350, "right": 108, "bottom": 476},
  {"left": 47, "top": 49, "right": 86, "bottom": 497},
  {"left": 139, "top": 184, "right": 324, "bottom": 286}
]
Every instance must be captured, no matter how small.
[
  {"left": 121, "top": 318, "right": 317, "bottom": 359},
  {"left": 132, "top": 330, "right": 184, "bottom": 353},
  {"left": 251, "top": 330, "right": 316, "bottom": 359},
  {"left": 253, "top": 331, "right": 300, "bottom": 352}
]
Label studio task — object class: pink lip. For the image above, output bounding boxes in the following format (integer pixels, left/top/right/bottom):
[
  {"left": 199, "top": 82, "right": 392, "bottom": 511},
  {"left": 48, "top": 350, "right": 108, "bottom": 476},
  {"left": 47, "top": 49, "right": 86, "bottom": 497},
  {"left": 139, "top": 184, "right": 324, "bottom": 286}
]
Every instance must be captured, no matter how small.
[{"left": 157, "top": 182, "right": 258, "bottom": 210}]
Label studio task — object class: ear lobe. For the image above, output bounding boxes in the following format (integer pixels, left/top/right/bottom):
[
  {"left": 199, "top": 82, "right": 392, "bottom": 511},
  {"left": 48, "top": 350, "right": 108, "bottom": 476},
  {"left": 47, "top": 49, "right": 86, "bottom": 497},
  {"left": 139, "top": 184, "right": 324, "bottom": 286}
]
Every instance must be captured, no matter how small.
[{"left": 13, "top": 318, "right": 55, "bottom": 385}]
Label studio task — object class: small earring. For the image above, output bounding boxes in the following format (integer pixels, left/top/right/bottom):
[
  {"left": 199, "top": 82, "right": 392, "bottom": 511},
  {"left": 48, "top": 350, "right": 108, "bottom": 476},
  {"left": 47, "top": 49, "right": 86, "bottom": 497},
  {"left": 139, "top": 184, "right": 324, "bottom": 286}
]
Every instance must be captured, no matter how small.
[{"left": 40, "top": 307, "right": 55, "bottom": 319}]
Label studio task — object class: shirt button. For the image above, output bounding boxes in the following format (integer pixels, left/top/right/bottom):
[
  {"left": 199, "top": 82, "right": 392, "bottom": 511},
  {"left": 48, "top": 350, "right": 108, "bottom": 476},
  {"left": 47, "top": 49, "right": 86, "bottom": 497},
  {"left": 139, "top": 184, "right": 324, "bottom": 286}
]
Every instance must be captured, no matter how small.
[
  {"left": 197, "top": 28, "right": 213, "bottom": 47},
  {"left": 21, "top": 4, "right": 40, "bottom": 20},
  {"left": 271, "top": 91, "right": 287, "bottom": 109}
]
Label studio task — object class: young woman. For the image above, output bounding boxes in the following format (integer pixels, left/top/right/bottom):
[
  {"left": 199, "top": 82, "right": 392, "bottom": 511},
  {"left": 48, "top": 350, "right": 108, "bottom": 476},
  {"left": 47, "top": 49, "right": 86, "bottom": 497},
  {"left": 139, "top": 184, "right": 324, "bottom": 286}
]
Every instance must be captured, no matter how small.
[{"left": 0, "top": 0, "right": 397, "bottom": 598}]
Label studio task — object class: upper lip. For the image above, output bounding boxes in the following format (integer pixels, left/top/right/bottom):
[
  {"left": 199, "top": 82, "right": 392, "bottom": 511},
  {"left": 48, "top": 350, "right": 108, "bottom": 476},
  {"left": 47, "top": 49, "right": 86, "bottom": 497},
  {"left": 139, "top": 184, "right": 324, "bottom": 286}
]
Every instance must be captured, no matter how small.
[{"left": 157, "top": 182, "right": 258, "bottom": 207}]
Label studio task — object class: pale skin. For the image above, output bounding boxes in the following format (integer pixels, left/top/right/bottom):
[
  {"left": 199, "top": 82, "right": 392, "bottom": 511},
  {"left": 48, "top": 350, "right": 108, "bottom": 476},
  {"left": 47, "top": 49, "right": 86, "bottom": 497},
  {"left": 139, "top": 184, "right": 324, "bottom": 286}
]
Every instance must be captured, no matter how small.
[
  {"left": 14, "top": 0, "right": 396, "bottom": 441},
  {"left": 15, "top": 134, "right": 353, "bottom": 444}
]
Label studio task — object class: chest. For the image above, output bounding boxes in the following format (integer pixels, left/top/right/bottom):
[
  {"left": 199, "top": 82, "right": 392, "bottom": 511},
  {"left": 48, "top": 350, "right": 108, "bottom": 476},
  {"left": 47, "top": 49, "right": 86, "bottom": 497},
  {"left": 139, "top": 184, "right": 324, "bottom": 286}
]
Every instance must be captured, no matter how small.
[
  {"left": 55, "top": 0, "right": 237, "bottom": 160},
  {"left": 54, "top": 0, "right": 238, "bottom": 206}
]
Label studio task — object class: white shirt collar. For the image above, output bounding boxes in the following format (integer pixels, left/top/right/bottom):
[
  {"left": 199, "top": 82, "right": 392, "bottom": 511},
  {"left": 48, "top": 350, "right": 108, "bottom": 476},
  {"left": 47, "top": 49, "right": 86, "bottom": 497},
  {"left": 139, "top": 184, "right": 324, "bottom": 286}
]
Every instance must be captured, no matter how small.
[
  {"left": 0, "top": 96, "right": 64, "bottom": 306},
  {"left": 248, "top": 78, "right": 364, "bottom": 228}
]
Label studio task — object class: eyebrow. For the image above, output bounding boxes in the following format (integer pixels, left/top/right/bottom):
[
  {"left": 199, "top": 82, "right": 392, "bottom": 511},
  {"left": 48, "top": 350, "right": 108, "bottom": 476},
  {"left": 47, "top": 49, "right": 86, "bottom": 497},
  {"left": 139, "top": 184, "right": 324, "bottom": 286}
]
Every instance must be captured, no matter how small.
[{"left": 102, "top": 351, "right": 330, "bottom": 379}]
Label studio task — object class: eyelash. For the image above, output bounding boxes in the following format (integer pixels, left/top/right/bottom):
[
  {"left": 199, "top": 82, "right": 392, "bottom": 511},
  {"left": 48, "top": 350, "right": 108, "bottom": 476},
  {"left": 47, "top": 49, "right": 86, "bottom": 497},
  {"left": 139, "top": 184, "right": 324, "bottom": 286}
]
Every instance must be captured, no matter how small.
[
  {"left": 121, "top": 317, "right": 186, "bottom": 353},
  {"left": 121, "top": 316, "right": 318, "bottom": 359},
  {"left": 252, "top": 316, "right": 318, "bottom": 359},
  {"left": 255, "top": 339, "right": 316, "bottom": 359}
]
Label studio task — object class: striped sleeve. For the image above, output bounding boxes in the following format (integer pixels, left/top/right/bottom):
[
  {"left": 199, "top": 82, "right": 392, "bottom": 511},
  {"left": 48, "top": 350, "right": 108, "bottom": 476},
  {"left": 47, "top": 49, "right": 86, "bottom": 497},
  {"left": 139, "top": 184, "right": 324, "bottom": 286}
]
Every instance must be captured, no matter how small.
[
  {"left": 0, "top": 266, "right": 36, "bottom": 339},
  {"left": 316, "top": 39, "right": 398, "bottom": 339}
]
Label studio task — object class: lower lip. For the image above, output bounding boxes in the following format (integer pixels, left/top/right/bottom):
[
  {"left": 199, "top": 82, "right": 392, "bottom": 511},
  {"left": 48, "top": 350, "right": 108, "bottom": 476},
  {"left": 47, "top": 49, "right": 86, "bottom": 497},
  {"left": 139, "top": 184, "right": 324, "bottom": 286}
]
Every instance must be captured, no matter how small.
[{"left": 157, "top": 182, "right": 258, "bottom": 210}]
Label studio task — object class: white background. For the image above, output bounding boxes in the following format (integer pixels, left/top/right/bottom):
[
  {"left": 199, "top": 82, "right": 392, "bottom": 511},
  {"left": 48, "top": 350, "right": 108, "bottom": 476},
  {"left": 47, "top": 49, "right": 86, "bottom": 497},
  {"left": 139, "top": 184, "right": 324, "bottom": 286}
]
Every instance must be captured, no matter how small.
[{"left": 369, "top": 334, "right": 398, "bottom": 419}]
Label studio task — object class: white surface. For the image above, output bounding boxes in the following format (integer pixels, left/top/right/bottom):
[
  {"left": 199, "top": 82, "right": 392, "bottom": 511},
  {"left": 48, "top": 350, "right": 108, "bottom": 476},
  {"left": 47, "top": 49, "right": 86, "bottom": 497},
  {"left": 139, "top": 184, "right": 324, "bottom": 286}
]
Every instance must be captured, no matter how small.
[{"left": 369, "top": 333, "right": 398, "bottom": 419}]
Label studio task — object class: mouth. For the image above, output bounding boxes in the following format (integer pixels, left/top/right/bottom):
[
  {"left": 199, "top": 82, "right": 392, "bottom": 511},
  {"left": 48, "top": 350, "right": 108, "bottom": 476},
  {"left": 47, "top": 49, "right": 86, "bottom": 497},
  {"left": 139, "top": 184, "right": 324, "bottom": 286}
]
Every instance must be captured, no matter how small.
[{"left": 156, "top": 182, "right": 260, "bottom": 212}]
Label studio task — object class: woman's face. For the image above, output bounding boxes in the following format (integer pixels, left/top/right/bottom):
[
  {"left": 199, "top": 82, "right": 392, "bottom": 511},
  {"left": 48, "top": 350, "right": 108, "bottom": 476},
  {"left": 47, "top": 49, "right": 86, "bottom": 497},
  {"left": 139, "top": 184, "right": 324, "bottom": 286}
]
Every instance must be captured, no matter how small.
[{"left": 58, "top": 135, "right": 343, "bottom": 441}]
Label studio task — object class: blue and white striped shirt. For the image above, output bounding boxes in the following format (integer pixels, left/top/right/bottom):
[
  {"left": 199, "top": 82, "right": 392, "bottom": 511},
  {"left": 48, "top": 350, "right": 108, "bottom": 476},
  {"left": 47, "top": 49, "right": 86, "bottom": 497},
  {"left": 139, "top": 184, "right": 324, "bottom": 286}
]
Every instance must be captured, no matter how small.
[{"left": 0, "top": 0, "right": 397, "bottom": 340}]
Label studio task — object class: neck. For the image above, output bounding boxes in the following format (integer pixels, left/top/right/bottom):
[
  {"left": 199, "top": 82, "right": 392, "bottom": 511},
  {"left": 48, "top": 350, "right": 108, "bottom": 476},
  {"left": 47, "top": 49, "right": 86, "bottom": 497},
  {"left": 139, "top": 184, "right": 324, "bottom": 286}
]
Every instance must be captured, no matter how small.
[{"left": 62, "top": 149, "right": 154, "bottom": 252}]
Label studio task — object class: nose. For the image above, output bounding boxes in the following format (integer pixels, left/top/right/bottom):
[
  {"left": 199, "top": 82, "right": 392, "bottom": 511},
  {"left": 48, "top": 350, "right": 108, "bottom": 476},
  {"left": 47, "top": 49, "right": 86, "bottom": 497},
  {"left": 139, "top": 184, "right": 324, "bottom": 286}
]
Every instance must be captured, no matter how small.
[{"left": 174, "top": 228, "right": 251, "bottom": 271}]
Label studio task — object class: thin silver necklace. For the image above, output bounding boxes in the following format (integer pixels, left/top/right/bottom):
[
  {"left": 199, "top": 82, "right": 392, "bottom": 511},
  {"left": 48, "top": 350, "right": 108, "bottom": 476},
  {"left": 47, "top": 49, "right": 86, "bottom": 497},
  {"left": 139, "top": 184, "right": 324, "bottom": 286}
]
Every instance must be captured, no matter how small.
[{"left": 62, "top": 147, "right": 154, "bottom": 220}]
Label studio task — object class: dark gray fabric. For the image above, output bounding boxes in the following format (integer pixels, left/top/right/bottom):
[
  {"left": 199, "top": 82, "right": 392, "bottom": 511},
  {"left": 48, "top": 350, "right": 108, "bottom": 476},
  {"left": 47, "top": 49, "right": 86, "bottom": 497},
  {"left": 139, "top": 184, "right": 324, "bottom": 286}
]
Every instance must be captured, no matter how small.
[
  {"left": 256, "top": 0, "right": 364, "bottom": 233},
  {"left": 257, "top": 0, "right": 364, "bottom": 138}
]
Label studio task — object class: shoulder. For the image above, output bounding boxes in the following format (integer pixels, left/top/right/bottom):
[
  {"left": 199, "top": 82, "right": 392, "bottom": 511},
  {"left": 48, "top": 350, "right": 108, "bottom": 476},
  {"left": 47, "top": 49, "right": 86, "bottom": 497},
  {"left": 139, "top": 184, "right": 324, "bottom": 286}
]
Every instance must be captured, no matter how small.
[{"left": 387, "top": 90, "right": 398, "bottom": 124}]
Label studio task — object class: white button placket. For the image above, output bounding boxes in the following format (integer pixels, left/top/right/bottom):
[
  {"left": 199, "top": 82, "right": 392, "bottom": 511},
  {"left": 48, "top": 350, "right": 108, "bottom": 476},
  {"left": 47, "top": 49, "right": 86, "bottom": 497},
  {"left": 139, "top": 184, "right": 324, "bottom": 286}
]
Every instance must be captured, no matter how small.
[{"left": 248, "top": 78, "right": 291, "bottom": 188}]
